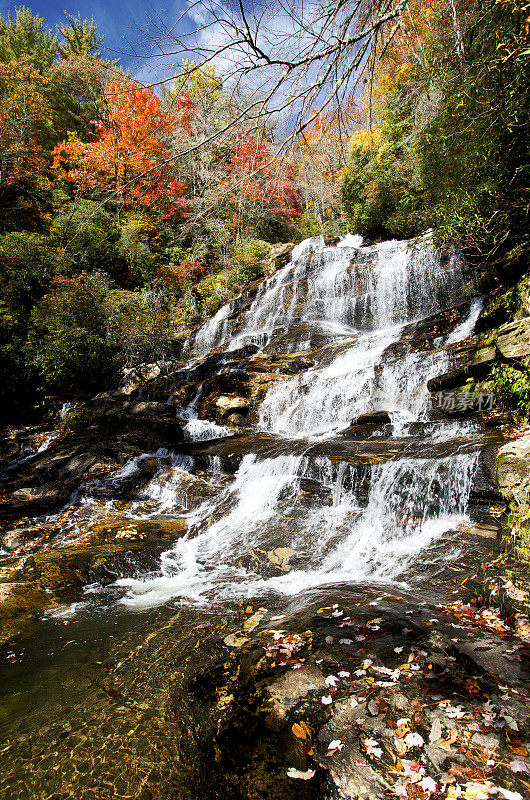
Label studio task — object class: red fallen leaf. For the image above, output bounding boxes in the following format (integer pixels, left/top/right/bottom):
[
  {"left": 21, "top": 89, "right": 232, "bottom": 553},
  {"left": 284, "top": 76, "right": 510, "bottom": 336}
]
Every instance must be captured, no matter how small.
[
  {"left": 506, "top": 732, "right": 529, "bottom": 757},
  {"left": 354, "top": 760, "right": 368, "bottom": 767}
]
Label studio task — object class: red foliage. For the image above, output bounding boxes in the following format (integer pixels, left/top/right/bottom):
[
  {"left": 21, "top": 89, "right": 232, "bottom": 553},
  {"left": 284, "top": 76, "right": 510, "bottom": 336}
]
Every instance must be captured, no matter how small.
[{"left": 225, "top": 134, "right": 302, "bottom": 221}]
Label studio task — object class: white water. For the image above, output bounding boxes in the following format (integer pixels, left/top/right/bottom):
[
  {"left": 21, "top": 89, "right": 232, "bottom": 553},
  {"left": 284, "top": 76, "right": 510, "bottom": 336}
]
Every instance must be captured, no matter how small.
[{"left": 115, "top": 234, "right": 483, "bottom": 608}]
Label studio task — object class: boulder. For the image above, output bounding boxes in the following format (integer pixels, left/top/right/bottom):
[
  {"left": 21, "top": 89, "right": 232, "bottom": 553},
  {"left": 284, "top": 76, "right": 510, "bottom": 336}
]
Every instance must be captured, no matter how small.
[
  {"left": 350, "top": 411, "right": 391, "bottom": 426},
  {"left": 267, "top": 547, "right": 297, "bottom": 572},
  {"left": 427, "top": 345, "right": 496, "bottom": 393},
  {"left": 215, "top": 396, "right": 249, "bottom": 415},
  {"left": 263, "top": 243, "right": 295, "bottom": 277},
  {"left": 497, "top": 318, "right": 530, "bottom": 360},
  {"left": 1, "top": 525, "right": 43, "bottom": 552},
  {"left": 227, "top": 413, "right": 246, "bottom": 427},
  {"left": 495, "top": 434, "right": 530, "bottom": 500}
]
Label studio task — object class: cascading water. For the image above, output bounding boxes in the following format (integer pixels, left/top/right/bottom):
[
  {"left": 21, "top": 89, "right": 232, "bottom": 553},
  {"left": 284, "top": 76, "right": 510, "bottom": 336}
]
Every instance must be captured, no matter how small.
[{"left": 116, "top": 233, "right": 483, "bottom": 608}]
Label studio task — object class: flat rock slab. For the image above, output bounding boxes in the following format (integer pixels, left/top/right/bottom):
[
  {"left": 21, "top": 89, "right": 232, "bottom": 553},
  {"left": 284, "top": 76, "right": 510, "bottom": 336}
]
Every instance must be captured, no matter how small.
[
  {"left": 265, "top": 664, "right": 327, "bottom": 721},
  {"left": 189, "top": 428, "right": 505, "bottom": 467}
]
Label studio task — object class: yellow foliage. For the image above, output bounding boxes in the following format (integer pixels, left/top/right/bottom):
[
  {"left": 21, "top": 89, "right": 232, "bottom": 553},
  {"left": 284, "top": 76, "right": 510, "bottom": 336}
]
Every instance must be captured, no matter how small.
[
  {"left": 348, "top": 127, "right": 393, "bottom": 160},
  {"left": 172, "top": 59, "right": 222, "bottom": 104}
]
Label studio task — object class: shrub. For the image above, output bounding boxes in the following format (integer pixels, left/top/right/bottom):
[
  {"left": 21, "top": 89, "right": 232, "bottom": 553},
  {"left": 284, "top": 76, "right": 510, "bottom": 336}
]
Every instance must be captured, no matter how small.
[
  {"left": 104, "top": 286, "right": 176, "bottom": 367},
  {"left": 49, "top": 200, "right": 124, "bottom": 280},
  {"left": 118, "top": 213, "right": 161, "bottom": 284},
  {"left": 232, "top": 237, "right": 269, "bottom": 282},
  {"left": 491, "top": 362, "right": 530, "bottom": 417},
  {"left": 25, "top": 271, "right": 116, "bottom": 392}
]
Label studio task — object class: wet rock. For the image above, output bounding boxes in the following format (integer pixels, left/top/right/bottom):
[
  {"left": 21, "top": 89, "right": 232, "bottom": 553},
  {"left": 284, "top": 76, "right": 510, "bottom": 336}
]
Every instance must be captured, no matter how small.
[
  {"left": 427, "top": 346, "right": 496, "bottom": 393},
  {"left": 0, "top": 582, "right": 58, "bottom": 642},
  {"left": 86, "top": 517, "right": 187, "bottom": 545},
  {"left": 215, "top": 395, "right": 250, "bottom": 415},
  {"left": 10, "top": 483, "right": 66, "bottom": 504},
  {"left": 350, "top": 411, "right": 391, "bottom": 426},
  {"left": 265, "top": 665, "right": 327, "bottom": 722},
  {"left": 497, "top": 317, "right": 530, "bottom": 360},
  {"left": 223, "top": 632, "right": 251, "bottom": 648},
  {"left": 227, "top": 413, "right": 247, "bottom": 426},
  {"left": 0, "top": 520, "right": 187, "bottom": 642},
  {"left": 495, "top": 434, "right": 530, "bottom": 500},
  {"left": 242, "top": 612, "right": 264, "bottom": 632},
  {"left": 267, "top": 547, "right": 297, "bottom": 572},
  {"left": 1, "top": 525, "right": 43, "bottom": 551},
  {"left": 264, "top": 243, "right": 295, "bottom": 276},
  {"left": 315, "top": 700, "right": 389, "bottom": 799}
]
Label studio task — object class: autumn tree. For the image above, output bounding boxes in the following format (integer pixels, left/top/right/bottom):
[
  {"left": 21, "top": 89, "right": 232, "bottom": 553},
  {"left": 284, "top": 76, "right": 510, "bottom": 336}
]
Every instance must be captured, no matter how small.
[
  {"left": 56, "top": 13, "right": 102, "bottom": 59},
  {"left": 52, "top": 77, "right": 195, "bottom": 215},
  {"left": 296, "top": 102, "right": 360, "bottom": 226},
  {"left": 0, "top": 6, "right": 56, "bottom": 72},
  {"left": 0, "top": 56, "right": 51, "bottom": 194},
  {"left": 224, "top": 134, "right": 301, "bottom": 240}
]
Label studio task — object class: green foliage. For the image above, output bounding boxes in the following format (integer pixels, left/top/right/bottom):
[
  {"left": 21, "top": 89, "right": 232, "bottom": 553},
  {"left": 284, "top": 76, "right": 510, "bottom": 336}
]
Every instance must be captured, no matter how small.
[
  {"left": 342, "top": 140, "right": 424, "bottom": 239},
  {"left": 104, "top": 286, "right": 176, "bottom": 367},
  {"left": 342, "top": 0, "right": 530, "bottom": 247},
  {"left": 56, "top": 13, "right": 101, "bottom": 59},
  {"left": 59, "top": 404, "right": 90, "bottom": 432},
  {"left": 117, "top": 213, "right": 161, "bottom": 284},
  {"left": 506, "top": 497, "right": 530, "bottom": 562},
  {"left": 232, "top": 238, "right": 269, "bottom": 282},
  {"left": 25, "top": 272, "right": 116, "bottom": 392},
  {"left": 0, "top": 7, "right": 57, "bottom": 72},
  {"left": 0, "top": 231, "right": 56, "bottom": 318},
  {"left": 491, "top": 362, "right": 530, "bottom": 416},
  {"left": 50, "top": 200, "right": 125, "bottom": 281}
]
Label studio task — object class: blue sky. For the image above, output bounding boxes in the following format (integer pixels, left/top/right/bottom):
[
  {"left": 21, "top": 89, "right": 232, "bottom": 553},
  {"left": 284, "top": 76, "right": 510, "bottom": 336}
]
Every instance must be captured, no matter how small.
[{"left": 0, "top": 0, "right": 190, "bottom": 77}]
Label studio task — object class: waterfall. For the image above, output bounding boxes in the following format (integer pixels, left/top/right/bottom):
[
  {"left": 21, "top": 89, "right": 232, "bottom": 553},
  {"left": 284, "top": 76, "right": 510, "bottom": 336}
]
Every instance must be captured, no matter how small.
[{"left": 116, "top": 233, "right": 482, "bottom": 608}]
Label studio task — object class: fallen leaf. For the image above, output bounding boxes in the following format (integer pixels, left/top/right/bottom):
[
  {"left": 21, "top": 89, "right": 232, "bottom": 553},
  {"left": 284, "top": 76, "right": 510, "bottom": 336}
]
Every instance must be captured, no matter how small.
[
  {"left": 429, "top": 719, "right": 443, "bottom": 743},
  {"left": 292, "top": 721, "right": 311, "bottom": 740},
  {"left": 510, "top": 758, "right": 530, "bottom": 773},
  {"left": 327, "top": 739, "right": 344, "bottom": 751},
  {"left": 368, "top": 699, "right": 379, "bottom": 716},
  {"left": 405, "top": 732, "right": 424, "bottom": 748},
  {"left": 507, "top": 732, "right": 528, "bottom": 757},
  {"left": 497, "top": 789, "right": 523, "bottom": 800},
  {"left": 286, "top": 767, "right": 315, "bottom": 780}
]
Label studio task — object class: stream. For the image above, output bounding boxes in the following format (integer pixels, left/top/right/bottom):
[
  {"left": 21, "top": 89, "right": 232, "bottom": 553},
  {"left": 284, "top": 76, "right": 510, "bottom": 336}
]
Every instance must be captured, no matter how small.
[{"left": 2, "top": 234, "right": 526, "bottom": 800}]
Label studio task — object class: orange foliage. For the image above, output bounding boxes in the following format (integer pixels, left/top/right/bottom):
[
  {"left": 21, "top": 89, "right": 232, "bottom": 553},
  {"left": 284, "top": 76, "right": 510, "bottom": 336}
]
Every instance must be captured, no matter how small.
[
  {"left": 0, "top": 56, "right": 51, "bottom": 188},
  {"left": 52, "top": 77, "right": 196, "bottom": 211},
  {"left": 371, "top": 0, "right": 450, "bottom": 101}
]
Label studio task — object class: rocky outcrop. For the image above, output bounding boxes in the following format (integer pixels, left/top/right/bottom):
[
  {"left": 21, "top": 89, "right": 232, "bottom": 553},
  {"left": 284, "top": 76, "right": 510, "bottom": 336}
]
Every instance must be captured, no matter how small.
[
  {"left": 497, "top": 318, "right": 530, "bottom": 360},
  {"left": 0, "top": 401, "right": 184, "bottom": 528},
  {"left": 495, "top": 434, "right": 530, "bottom": 501},
  {"left": 0, "top": 517, "right": 187, "bottom": 643},
  {"left": 215, "top": 395, "right": 250, "bottom": 415},
  {"left": 264, "top": 243, "right": 296, "bottom": 276},
  {"left": 350, "top": 411, "right": 391, "bottom": 426}
]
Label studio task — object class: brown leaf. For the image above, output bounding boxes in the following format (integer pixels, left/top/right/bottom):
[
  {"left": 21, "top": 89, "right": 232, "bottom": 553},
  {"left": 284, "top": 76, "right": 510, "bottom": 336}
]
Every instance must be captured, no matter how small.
[
  {"left": 507, "top": 733, "right": 529, "bottom": 757},
  {"left": 292, "top": 723, "right": 309, "bottom": 740}
]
